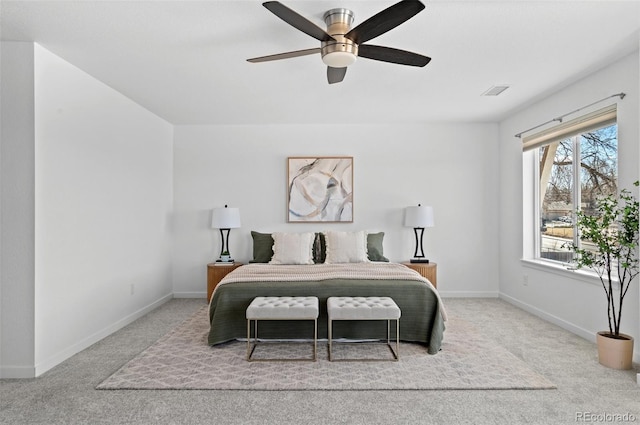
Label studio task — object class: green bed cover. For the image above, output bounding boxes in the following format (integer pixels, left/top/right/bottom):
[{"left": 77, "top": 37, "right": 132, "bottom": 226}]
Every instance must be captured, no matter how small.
[{"left": 208, "top": 278, "right": 445, "bottom": 354}]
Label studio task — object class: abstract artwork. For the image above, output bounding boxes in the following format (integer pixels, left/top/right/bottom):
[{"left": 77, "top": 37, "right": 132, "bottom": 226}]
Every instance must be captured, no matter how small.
[{"left": 287, "top": 157, "right": 353, "bottom": 223}]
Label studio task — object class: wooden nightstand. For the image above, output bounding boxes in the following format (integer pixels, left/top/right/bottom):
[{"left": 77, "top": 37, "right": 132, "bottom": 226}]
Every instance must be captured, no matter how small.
[
  {"left": 402, "top": 262, "right": 437, "bottom": 288},
  {"left": 207, "top": 262, "right": 243, "bottom": 302}
]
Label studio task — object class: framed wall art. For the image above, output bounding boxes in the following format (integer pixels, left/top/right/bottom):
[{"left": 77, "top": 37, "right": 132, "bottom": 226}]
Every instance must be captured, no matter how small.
[{"left": 287, "top": 156, "right": 353, "bottom": 223}]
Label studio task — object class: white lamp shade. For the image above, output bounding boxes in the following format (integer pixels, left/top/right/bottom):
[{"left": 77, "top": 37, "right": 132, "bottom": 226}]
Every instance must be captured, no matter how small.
[
  {"left": 404, "top": 205, "right": 434, "bottom": 228},
  {"left": 211, "top": 206, "right": 241, "bottom": 229}
]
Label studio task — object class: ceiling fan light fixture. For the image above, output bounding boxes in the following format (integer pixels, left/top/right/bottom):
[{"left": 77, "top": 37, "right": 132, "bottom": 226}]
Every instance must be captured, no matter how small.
[{"left": 322, "top": 51, "right": 357, "bottom": 67}]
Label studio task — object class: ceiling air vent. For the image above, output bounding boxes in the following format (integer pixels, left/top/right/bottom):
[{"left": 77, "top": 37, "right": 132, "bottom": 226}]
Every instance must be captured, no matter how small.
[{"left": 482, "top": 85, "right": 510, "bottom": 96}]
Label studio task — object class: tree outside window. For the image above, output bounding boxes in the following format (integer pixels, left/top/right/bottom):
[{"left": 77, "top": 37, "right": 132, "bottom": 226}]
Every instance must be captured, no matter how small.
[{"left": 538, "top": 124, "right": 617, "bottom": 262}]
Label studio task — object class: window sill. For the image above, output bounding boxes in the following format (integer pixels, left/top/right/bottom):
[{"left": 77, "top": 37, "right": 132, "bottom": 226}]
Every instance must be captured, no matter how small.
[{"left": 520, "top": 258, "right": 616, "bottom": 287}]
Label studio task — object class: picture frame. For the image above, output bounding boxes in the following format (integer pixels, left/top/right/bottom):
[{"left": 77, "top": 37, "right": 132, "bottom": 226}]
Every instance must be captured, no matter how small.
[{"left": 287, "top": 156, "right": 353, "bottom": 223}]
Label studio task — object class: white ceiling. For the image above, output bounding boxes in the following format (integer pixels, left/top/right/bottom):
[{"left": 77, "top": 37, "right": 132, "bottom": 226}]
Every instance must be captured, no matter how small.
[{"left": 2, "top": 0, "right": 639, "bottom": 125}]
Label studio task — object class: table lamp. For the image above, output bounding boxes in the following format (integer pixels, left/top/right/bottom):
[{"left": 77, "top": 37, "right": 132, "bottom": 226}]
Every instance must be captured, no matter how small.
[
  {"left": 404, "top": 204, "right": 434, "bottom": 263},
  {"left": 211, "top": 205, "right": 241, "bottom": 262}
]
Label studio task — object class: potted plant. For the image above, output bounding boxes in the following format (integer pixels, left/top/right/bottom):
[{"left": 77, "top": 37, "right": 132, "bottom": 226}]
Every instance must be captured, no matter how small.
[{"left": 567, "top": 181, "right": 639, "bottom": 369}]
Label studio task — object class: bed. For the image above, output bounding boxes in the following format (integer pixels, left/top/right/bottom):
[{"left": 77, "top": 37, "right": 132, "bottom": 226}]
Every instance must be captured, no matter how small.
[{"left": 208, "top": 261, "right": 446, "bottom": 354}]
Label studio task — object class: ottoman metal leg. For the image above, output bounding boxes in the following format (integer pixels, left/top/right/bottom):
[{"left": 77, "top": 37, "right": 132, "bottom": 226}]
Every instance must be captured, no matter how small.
[
  {"left": 328, "top": 318, "right": 333, "bottom": 361},
  {"left": 246, "top": 319, "right": 259, "bottom": 361},
  {"left": 246, "top": 296, "right": 319, "bottom": 362},
  {"left": 328, "top": 318, "right": 399, "bottom": 361},
  {"left": 327, "top": 296, "right": 401, "bottom": 362},
  {"left": 386, "top": 319, "right": 400, "bottom": 360},
  {"left": 247, "top": 318, "right": 317, "bottom": 362},
  {"left": 313, "top": 318, "right": 317, "bottom": 360}
]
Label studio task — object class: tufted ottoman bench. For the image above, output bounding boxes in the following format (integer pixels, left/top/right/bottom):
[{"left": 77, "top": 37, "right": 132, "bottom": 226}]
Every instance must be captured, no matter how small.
[
  {"left": 327, "top": 296, "right": 401, "bottom": 361},
  {"left": 246, "top": 296, "right": 319, "bottom": 362}
]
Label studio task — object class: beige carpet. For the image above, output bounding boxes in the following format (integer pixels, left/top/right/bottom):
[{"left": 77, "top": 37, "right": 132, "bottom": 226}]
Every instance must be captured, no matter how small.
[{"left": 96, "top": 306, "right": 556, "bottom": 391}]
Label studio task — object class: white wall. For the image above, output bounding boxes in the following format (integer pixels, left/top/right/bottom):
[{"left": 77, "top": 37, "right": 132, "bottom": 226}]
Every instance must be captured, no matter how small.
[
  {"left": 0, "top": 43, "right": 175, "bottom": 378},
  {"left": 172, "top": 123, "right": 500, "bottom": 298},
  {"left": 1, "top": 42, "right": 36, "bottom": 378},
  {"left": 498, "top": 50, "right": 640, "bottom": 362},
  {"left": 32, "top": 45, "right": 175, "bottom": 375}
]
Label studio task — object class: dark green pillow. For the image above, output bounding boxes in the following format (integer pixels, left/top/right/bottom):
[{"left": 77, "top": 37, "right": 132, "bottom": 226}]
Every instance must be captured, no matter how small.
[
  {"left": 367, "top": 232, "right": 389, "bottom": 262},
  {"left": 250, "top": 231, "right": 274, "bottom": 263}
]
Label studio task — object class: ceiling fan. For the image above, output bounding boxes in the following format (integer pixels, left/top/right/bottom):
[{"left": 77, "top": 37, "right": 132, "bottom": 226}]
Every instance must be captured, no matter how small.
[{"left": 247, "top": 0, "right": 431, "bottom": 84}]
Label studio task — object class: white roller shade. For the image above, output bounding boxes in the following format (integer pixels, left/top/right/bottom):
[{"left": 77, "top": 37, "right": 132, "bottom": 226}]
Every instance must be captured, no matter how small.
[{"left": 522, "top": 104, "right": 617, "bottom": 152}]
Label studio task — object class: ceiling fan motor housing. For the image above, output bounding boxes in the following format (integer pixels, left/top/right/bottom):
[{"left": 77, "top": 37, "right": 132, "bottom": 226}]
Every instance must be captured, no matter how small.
[{"left": 321, "top": 8, "right": 358, "bottom": 68}]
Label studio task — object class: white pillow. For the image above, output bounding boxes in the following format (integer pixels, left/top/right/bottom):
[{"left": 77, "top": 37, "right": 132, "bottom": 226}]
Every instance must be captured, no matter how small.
[
  {"left": 324, "top": 230, "right": 370, "bottom": 264},
  {"left": 269, "top": 232, "right": 315, "bottom": 265}
]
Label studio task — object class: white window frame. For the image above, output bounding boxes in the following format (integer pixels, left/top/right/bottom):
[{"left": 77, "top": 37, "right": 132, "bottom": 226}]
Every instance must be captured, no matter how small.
[
  {"left": 522, "top": 104, "right": 618, "bottom": 267},
  {"left": 533, "top": 135, "right": 585, "bottom": 261}
]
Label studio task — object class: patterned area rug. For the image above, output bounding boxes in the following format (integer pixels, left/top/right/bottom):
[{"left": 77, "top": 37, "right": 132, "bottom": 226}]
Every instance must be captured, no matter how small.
[{"left": 97, "top": 306, "right": 556, "bottom": 390}]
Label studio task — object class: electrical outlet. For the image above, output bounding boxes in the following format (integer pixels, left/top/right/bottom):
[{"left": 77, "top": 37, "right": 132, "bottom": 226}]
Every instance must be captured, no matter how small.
[
  {"left": 130, "top": 283, "right": 135, "bottom": 295},
  {"left": 523, "top": 275, "right": 529, "bottom": 286}
]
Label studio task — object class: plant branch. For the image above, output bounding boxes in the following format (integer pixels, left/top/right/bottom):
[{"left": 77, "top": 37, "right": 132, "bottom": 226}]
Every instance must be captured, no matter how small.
[{"left": 567, "top": 181, "right": 639, "bottom": 337}]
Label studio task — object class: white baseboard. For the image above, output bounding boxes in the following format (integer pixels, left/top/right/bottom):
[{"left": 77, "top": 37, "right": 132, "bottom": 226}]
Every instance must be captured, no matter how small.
[
  {"left": 0, "top": 365, "right": 37, "bottom": 379},
  {"left": 499, "top": 293, "right": 596, "bottom": 342},
  {"left": 33, "top": 293, "right": 174, "bottom": 377},
  {"left": 6, "top": 290, "right": 635, "bottom": 378},
  {"left": 173, "top": 291, "right": 206, "bottom": 299},
  {"left": 439, "top": 290, "right": 499, "bottom": 298},
  {"left": 502, "top": 293, "right": 640, "bottom": 364}
]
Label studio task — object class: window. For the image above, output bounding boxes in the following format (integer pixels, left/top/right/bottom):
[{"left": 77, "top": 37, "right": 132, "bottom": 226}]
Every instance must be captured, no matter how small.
[{"left": 523, "top": 105, "right": 618, "bottom": 263}]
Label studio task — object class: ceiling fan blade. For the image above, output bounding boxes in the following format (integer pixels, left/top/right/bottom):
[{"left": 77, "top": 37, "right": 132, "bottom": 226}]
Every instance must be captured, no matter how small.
[
  {"left": 327, "top": 67, "right": 347, "bottom": 84},
  {"left": 247, "top": 48, "right": 321, "bottom": 63},
  {"left": 345, "top": 0, "right": 425, "bottom": 45},
  {"left": 358, "top": 44, "right": 431, "bottom": 67},
  {"left": 263, "top": 1, "right": 335, "bottom": 42}
]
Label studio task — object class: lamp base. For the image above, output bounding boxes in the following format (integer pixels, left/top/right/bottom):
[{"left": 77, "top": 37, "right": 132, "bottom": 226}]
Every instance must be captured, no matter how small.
[{"left": 410, "top": 258, "right": 430, "bottom": 264}]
